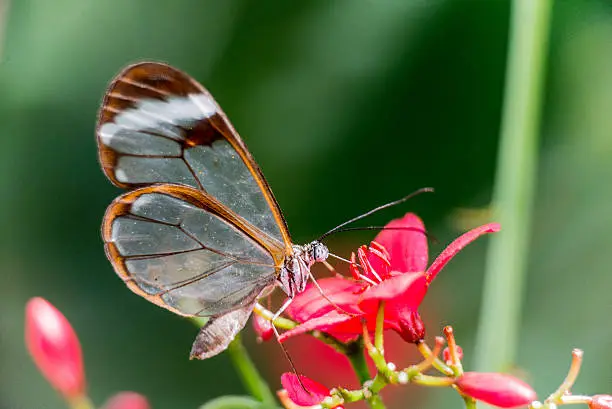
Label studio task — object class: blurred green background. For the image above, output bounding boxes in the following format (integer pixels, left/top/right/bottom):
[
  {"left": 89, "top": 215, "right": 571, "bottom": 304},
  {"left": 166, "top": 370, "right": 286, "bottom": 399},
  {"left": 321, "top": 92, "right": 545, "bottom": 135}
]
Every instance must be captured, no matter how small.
[{"left": 1, "top": 1, "right": 611, "bottom": 408}]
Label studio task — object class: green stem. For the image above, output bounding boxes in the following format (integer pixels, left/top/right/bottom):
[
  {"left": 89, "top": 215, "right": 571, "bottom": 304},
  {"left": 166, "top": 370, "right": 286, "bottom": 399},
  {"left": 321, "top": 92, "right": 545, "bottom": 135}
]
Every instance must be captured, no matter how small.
[
  {"left": 374, "top": 302, "right": 385, "bottom": 354},
  {"left": 417, "top": 341, "right": 453, "bottom": 376},
  {"left": 198, "top": 395, "right": 265, "bottom": 409},
  {"left": 345, "top": 340, "right": 371, "bottom": 385},
  {"left": 474, "top": 0, "right": 553, "bottom": 372},
  {"left": 227, "top": 334, "right": 276, "bottom": 407},
  {"left": 410, "top": 374, "right": 455, "bottom": 387},
  {"left": 463, "top": 396, "right": 478, "bottom": 409},
  {"left": 365, "top": 393, "right": 386, "bottom": 409},
  {"left": 190, "top": 317, "right": 274, "bottom": 405},
  {"left": 345, "top": 338, "right": 386, "bottom": 409},
  {"left": 68, "top": 396, "right": 95, "bottom": 409}
]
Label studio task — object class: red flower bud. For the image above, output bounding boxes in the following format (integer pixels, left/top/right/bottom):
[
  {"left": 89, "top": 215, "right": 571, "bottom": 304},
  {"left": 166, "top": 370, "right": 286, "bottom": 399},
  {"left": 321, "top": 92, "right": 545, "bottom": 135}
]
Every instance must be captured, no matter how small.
[
  {"left": 103, "top": 392, "right": 150, "bottom": 409},
  {"left": 25, "top": 297, "right": 85, "bottom": 400},
  {"left": 455, "top": 372, "right": 536, "bottom": 408},
  {"left": 591, "top": 395, "right": 612, "bottom": 409},
  {"left": 252, "top": 314, "right": 274, "bottom": 342},
  {"left": 398, "top": 310, "right": 425, "bottom": 343}
]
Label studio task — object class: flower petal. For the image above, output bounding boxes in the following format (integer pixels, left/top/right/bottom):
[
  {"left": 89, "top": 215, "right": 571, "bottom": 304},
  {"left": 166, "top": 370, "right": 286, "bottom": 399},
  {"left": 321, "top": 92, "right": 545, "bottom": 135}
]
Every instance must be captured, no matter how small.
[
  {"left": 278, "top": 311, "right": 356, "bottom": 343},
  {"left": 372, "top": 213, "right": 428, "bottom": 272},
  {"left": 286, "top": 277, "right": 363, "bottom": 323},
  {"left": 281, "top": 373, "right": 330, "bottom": 406},
  {"left": 25, "top": 297, "right": 85, "bottom": 400},
  {"left": 277, "top": 390, "right": 312, "bottom": 409},
  {"left": 427, "top": 223, "right": 500, "bottom": 282},
  {"left": 359, "top": 273, "right": 428, "bottom": 310},
  {"left": 456, "top": 372, "right": 536, "bottom": 408}
]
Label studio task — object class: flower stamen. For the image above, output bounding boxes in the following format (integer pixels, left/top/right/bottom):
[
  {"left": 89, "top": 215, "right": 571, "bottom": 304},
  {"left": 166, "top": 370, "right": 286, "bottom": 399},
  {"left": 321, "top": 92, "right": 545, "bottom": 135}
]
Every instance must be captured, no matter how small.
[
  {"left": 358, "top": 246, "right": 383, "bottom": 283},
  {"left": 350, "top": 252, "right": 378, "bottom": 286}
]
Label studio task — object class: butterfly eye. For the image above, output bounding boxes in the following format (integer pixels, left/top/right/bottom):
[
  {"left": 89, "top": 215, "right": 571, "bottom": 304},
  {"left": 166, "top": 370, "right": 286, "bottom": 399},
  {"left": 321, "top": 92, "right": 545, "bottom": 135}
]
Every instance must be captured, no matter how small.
[{"left": 312, "top": 242, "right": 329, "bottom": 263}]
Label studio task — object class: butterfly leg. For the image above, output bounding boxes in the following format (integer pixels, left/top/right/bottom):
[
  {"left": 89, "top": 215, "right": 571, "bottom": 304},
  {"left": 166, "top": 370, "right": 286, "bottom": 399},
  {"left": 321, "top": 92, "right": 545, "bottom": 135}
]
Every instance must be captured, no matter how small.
[
  {"left": 271, "top": 296, "right": 294, "bottom": 340},
  {"left": 269, "top": 296, "right": 307, "bottom": 384}
]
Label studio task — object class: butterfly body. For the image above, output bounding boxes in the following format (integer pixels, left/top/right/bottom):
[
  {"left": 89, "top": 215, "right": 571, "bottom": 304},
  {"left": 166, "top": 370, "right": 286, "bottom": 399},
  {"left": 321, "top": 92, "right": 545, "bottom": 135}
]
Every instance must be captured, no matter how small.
[
  {"left": 279, "top": 241, "right": 329, "bottom": 297},
  {"left": 97, "top": 62, "right": 328, "bottom": 359}
]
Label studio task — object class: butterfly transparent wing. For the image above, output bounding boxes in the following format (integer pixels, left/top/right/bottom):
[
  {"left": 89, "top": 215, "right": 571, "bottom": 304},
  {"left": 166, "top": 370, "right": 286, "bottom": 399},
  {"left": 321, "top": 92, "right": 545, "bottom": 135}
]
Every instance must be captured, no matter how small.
[
  {"left": 103, "top": 185, "right": 281, "bottom": 317},
  {"left": 97, "top": 62, "right": 290, "bottom": 245}
]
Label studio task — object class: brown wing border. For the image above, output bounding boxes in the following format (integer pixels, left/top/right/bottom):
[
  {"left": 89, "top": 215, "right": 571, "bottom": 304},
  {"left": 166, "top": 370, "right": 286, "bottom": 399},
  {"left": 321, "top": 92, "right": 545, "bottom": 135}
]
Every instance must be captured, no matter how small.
[
  {"left": 102, "top": 183, "right": 285, "bottom": 317},
  {"left": 96, "top": 61, "right": 293, "bottom": 251}
]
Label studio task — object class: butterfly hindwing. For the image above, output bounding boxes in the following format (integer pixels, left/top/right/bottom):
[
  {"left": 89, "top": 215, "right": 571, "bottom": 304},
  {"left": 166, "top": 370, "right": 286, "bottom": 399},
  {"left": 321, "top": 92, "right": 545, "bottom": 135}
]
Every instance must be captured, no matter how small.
[{"left": 102, "top": 184, "right": 283, "bottom": 317}]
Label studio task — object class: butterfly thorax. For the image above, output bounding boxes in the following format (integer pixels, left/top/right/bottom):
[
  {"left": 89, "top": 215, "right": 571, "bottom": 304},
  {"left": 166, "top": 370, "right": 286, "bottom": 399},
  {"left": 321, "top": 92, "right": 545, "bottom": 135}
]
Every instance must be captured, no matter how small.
[{"left": 277, "top": 241, "right": 329, "bottom": 298}]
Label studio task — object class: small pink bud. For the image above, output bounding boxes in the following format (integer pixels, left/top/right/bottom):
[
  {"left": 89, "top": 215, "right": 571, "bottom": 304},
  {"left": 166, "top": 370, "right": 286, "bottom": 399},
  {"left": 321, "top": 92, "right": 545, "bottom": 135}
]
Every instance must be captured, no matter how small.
[
  {"left": 443, "top": 345, "right": 463, "bottom": 364},
  {"left": 25, "top": 297, "right": 85, "bottom": 400},
  {"left": 103, "top": 392, "right": 150, "bottom": 409},
  {"left": 591, "top": 395, "right": 612, "bottom": 409},
  {"left": 455, "top": 372, "right": 537, "bottom": 408},
  {"left": 252, "top": 314, "right": 274, "bottom": 342}
]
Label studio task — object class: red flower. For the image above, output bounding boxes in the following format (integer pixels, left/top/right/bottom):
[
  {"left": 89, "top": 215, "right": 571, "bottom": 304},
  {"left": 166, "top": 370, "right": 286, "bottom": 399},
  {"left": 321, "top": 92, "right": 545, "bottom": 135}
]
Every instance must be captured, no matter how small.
[
  {"left": 103, "top": 392, "right": 151, "bottom": 409},
  {"left": 25, "top": 297, "right": 86, "bottom": 400},
  {"left": 280, "top": 213, "right": 500, "bottom": 343},
  {"left": 279, "top": 373, "right": 341, "bottom": 409},
  {"left": 455, "top": 372, "right": 537, "bottom": 408}
]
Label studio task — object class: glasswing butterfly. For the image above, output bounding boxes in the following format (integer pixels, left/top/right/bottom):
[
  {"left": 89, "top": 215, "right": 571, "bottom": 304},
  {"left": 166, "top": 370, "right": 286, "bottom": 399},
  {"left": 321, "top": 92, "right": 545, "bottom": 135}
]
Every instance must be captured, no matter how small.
[{"left": 97, "top": 62, "right": 330, "bottom": 359}]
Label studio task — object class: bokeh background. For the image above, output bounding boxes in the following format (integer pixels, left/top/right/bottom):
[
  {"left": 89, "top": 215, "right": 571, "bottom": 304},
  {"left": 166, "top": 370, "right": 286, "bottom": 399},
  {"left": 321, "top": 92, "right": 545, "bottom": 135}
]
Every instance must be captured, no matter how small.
[{"left": 1, "top": 1, "right": 611, "bottom": 408}]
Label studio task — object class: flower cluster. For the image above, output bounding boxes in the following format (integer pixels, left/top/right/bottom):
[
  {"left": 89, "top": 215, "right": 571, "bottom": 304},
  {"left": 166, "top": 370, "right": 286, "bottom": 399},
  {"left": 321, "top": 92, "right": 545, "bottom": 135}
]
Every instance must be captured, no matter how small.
[
  {"left": 256, "top": 213, "right": 609, "bottom": 409},
  {"left": 25, "top": 212, "right": 611, "bottom": 409}
]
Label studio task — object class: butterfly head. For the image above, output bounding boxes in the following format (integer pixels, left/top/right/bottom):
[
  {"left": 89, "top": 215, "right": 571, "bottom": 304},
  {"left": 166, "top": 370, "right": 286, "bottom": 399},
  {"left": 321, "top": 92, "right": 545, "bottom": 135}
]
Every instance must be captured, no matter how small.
[{"left": 306, "top": 240, "right": 329, "bottom": 264}]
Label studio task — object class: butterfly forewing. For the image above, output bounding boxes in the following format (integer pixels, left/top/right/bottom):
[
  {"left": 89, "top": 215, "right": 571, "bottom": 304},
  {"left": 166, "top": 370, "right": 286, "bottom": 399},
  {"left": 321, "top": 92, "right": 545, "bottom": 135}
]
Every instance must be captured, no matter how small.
[
  {"left": 97, "top": 62, "right": 292, "bottom": 317},
  {"left": 97, "top": 62, "right": 291, "bottom": 246}
]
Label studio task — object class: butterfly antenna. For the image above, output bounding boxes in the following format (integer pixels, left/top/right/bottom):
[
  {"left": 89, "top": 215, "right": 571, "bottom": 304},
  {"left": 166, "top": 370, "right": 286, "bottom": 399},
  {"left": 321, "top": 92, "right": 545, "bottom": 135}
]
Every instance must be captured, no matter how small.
[
  {"left": 318, "top": 187, "right": 434, "bottom": 241},
  {"left": 325, "top": 226, "right": 438, "bottom": 244}
]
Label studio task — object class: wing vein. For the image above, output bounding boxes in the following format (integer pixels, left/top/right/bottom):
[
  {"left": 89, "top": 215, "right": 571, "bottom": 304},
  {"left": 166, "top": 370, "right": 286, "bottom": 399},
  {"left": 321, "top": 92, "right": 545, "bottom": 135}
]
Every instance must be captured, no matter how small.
[
  {"left": 181, "top": 151, "right": 205, "bottom": 191},
  {"left": 118, "top": 152, "right": 182, "bottom": 159},
  {"left": 108, "top": 92, "right": 141, "bottom": 102},
  {"left": 117, "top": 77, "right": 172, "bottom": 97},
  {"left": 157, "top": 260, "right": 238, "bottom": 295},
  {"left": 193, "top": 282, "right": 267, "bottom": 317},
  {"left": 123, "top": 247, "right": 275, "bottom": 267},
  {"left": 119, "top": 214, "right": 274, "bottom": 266}
]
